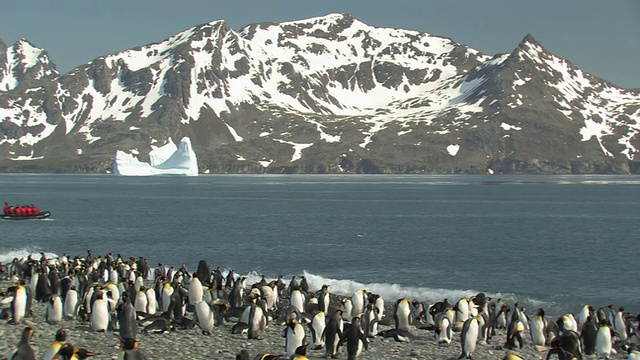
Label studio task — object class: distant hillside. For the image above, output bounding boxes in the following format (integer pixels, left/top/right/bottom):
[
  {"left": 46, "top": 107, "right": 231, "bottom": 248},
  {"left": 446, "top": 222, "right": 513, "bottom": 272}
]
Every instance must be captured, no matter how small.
[{"left": 1, "top": 13, "right": 639, "bottom": 174}]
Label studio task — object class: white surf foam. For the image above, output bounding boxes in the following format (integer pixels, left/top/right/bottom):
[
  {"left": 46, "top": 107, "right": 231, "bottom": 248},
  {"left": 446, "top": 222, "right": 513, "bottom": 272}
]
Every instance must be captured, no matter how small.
[{"left": 0, "top": 246, "right": 58, "bottom": 264}]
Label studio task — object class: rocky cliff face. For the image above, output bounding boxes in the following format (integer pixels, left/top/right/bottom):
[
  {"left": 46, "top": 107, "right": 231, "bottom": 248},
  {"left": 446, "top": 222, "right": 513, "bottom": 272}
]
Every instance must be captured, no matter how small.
[{"left": 0, "top": 13, "right": 639, "bottom": 174}]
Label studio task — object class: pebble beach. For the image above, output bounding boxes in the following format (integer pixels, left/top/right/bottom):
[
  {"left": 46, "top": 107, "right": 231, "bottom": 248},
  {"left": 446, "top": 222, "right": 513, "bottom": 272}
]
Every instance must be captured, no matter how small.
[{"left": 0, "top": 253, "right": 636, "bottom": 360}]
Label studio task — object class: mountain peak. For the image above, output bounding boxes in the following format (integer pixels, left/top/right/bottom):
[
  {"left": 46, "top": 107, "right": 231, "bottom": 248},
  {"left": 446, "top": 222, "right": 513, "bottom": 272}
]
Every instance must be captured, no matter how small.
[{"left": 1, "top": 15, "right": 639, "bottom": 175}]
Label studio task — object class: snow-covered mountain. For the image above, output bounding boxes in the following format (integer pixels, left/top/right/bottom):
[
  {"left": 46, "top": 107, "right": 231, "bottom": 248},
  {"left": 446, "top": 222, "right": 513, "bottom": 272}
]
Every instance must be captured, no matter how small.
[{"left": 1, "top": 13, "right": 639, "bottom": 174}]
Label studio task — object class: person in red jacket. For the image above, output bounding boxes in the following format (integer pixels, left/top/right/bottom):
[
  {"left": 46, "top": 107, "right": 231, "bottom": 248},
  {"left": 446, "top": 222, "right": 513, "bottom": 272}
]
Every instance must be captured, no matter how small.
[
  {"left": 7, "top": 205, "right": 14, "bottom": 215},
  {"left": 26, "top": 206, "right": 33, "bottom": 216},
  {"left": 32, "top": 205, "right": 39, "bottom": 215},
  {"left": 3, "top": 202, "right": 8, "bottom": 215},
  {"left": 15, "top": 206, "right": 22, "bottom": 216}
]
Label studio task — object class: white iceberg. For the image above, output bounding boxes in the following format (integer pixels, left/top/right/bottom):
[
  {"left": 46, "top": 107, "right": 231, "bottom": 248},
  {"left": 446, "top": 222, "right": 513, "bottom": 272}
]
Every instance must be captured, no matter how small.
[{"left": 113, "top": 137, "right": 199, "bottom": 176}]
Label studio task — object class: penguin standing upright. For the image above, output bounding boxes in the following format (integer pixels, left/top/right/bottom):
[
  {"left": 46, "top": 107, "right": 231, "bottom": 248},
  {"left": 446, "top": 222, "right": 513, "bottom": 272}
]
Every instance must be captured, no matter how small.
[
  {"left": 580, "top": 316, "right": 598, "bottom": 355},
  {"left": 435, "top": 312, "right": 453, "bottom": 344},
  {"left": 145, "top": 287, "right": 157, "bottom": 315},
  {"left": 455, "top": 298, "right": 470, "bottom": 324},
  {"left": 324, "top": 309, "right": 344, "bottom": 358},
  {"left": 351, "top": 290, "right": 366, "bottom": 319},
  {"left": 299, "top": 276, "right": 309, "bottom": 294},
  {"left": 372, "top": 293, "right": 385, "bottom": 321},
  {"left": 505, "top": 318, "right": 525, "bottom": 350},
  {"left": 90, "top": 292, "right": 109, "bottom": 332},
  {"left": 530, "top": 308, "right": 546, "bottom": 347},
  {"left": 43, "top": 329, "right": 67, "bottom": 360},
  {"left": 35, "top": 268, "right": 52, "bottom": 302},
  {"left": 284, "top": 318, "right": 306, "bottom": 358},
  {"left": 10, "top": 284, "right": 28, "bottom": 324},
  {"left": 318, "top": 285, "right": 330, "bottom": 314},
  {"left": 287, "top": 276, "right": 298, "bottom": 295},
  {"left": 576, "top": 304, "right": 591, "bottom": 329},
  {"left": 546, "top": 330, "right": 581, "bottom": 360},
  {"left": 45, "top": 294, "right": 63, "bottom": 324},
  {"left": 339, "top": 316, "right": 368, "bottom": 360},
  {"left": 363, "top": 303, "right": 379, "bottom": 338},
  {"left": 341, "top": 298, "right": 353, "bottom": 322},
  {"left": 459, "top": 316, "right": 480, "bottom": 359},
  {"left": 309, "top": 310, "right": 326, "bottom": 349},
  {"left": 194, "top": 300, "right": 214, "bottom": 335},
  {"left": 134, "top": 287, "right": 148, "bottom": 313},
  {"left": 614, "top": 306, "right": 629, "bottom": 342},
  {"left": 188, "top": 274, "right": 204, "bottom": 305},
  {"left": 118, "top": 293, "right": 138, "bottom": 340},
  {"left": 495, "top": 299, "right": 510, "bottom": 329},
  {"left": 290, "top": 289, "right": 305, "bottom": 314},
  {"left": 596, "top": 323, "right": 613, "bottom": 359},
  {"left": 393, "top": 298, "right": 412, "bottom": 330},
  {"left": 247, "top": 301, "right": 267, "bottom": 339},
  {"left": 207, "top": 298, "right": 225, "bottom": 327},
  {"left": 161, "top": 282, "right": 173, "bottom": 313},
  {"left": 8, "top": 327, "right": 35, "bottom": 360}
]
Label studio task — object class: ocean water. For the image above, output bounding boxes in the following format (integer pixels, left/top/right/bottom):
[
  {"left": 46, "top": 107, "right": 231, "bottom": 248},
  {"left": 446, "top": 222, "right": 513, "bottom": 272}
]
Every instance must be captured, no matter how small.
[{"left": 1, "top": 174, "right": 639, "bottom": 316}]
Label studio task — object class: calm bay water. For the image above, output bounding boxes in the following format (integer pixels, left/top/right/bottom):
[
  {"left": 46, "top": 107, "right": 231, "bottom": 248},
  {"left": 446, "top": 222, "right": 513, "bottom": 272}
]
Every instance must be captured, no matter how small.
[{"left": 1, "top": 174, "right": 638, "bottom": 316}]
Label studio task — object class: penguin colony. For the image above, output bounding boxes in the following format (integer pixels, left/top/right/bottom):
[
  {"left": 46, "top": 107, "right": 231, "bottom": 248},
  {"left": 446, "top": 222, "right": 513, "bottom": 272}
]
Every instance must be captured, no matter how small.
[{"left": 0, "top": 251, "right": 639, "bottom": 360}]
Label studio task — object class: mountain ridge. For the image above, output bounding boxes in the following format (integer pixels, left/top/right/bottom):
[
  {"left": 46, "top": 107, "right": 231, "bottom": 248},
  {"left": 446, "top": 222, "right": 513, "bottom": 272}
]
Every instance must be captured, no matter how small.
[{"left": 1, "top": 13, "right": 639, "bottom": 174}]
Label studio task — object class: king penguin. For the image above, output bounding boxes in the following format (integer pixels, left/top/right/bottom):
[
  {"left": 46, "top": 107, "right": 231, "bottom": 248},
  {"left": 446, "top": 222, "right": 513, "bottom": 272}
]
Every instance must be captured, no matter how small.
[
  {"left": 10, "top": 284, "right": 28, "bottom": 324},
  {"left": 351, "top": 290, "right": 366, "bottom": 319},
  {"left": 505, "top": 318, "right": 525, "bottom": 350},
  {"left": 118, "top": 293, "right": 138, "bottom": 340},
  {"left": 90, "top": 292, "right": 109, "bottom": 332},
  {"left": 134, "top": 287, "right": 148, "bottom": 314},
  {"left": 393, "top": 298, "right": 412, "bottom": 330},
  {"left": 530, "top": 308, "right": 546, "bottom": 347},
  {"left": 291, "top": 344, "right": 309, "bottom": 360},
  {"left": 57, "top": 342, "right": 97, "bottom": 360},
  {"left": 318, "top": 284, "right": 330, "bottom": 314},
  {"left": 580, "top": 316, "right": 598, "bottom": 355},
  {"left": 596, "top": 322, "right": 613, "bottom": 359},
  {"left": 145, "top": 287, "right": 157, "bottom": 315},
  {"left": 290, "top": 289, "right": 305, "bottom": 314},
  {"left": 45, "top": 294, "right": 63, "bottom": 324},
  {"left": 459, "top": 316, "right": 480, "bottom": 359},
  {"left": 363, "top": 303, "right": 379, "bottom": 338},
  {"left": 339, "top": 316, "right": 368, "bottom": 360},
  {"left": 284, "top": 318, "right": 306, "bottom": 358},
  {"left": 161, "top": 281, "right": 174, "bottom": 313},
  {"left": 341, "top": 297, "right": 353, "bottom": 322},
  {"left": 8, "top": 327, "right": 35, "bottom": 360},
  {"left": 188, "top": 273, "right": 204, "bottom": 305},
  {"left": 117, "top": 336, "right": 147, "bottom": 360},
  {"left": 614, "top": 306, "right": 629, "bottom": 342},
  {"left": 435, "top": 313, "right": 452, "bottom": 344},
  {"left": 246, "top": 301, "right": 266, "bottom": 340},
  {"left": 309, "top": 310, "right": 326, "bottom": 349},
  {"left": 324, "top": 309, "right": 344, "bottom": 358},
  {"left": 194, "top": 300, "right": 214, "bottom": 335},
  {"left": 502, "top": 355, "right": 524, "bottom": 360},
  {"left": 546, "top": 330, "right": 581, "bottom": 360},
  {"left": 43, "top": 329, "right": 67, "bottom": 360},
  {"left": 628, "top": 345, "right": 640, "bottom": 360}
]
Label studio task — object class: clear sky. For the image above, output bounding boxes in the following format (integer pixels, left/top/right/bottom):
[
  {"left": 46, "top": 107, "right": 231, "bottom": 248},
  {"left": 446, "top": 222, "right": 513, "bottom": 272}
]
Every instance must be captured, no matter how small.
[{"left": 1, "top": 0, "right": 638, "bottom": 88}]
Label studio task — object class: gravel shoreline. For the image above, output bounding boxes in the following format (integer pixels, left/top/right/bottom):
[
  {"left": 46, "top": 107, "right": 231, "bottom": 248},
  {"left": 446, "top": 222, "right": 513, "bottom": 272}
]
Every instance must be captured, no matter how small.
[{"left": 0, "top": 255, "right": 633, "bottom": 360}]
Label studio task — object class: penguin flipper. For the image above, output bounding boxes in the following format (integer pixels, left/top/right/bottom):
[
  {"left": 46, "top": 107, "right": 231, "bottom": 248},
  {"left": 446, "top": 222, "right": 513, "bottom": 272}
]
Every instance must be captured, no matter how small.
[{"left": 360, "top": 330, "right": 368, "bottom": 350}]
